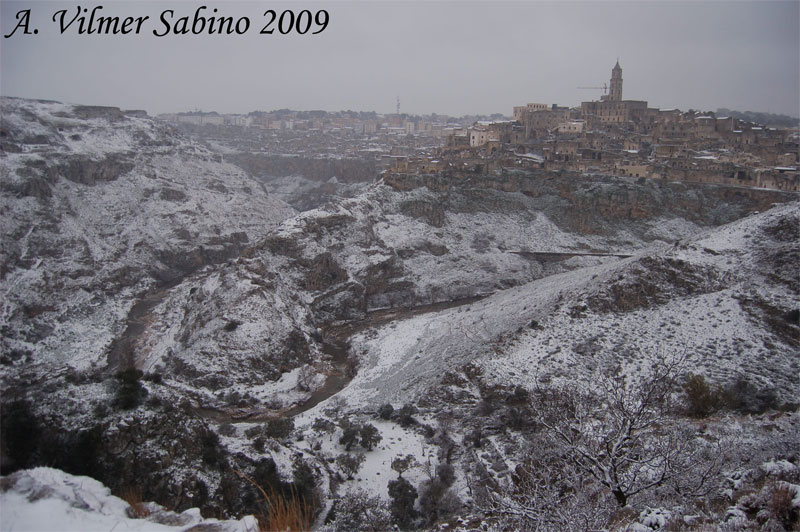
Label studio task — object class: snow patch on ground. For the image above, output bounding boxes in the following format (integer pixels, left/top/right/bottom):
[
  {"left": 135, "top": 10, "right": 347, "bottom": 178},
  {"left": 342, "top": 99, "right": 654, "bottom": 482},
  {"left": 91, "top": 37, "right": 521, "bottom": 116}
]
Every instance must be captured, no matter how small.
[{"left": 0, "top": 467, "right": 257, "bottom": 532}]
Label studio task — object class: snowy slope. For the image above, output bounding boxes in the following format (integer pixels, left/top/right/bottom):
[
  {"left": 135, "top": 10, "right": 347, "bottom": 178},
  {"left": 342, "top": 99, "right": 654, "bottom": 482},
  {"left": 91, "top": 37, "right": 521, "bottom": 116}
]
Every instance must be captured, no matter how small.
[
  {"left": 0, "top": 468, "right": 257, "bottom": 532},
  {"left": 323, "top": 202, "right": 799, "bottom": 409},
  {"left": 134, "top": 173, "right": 705, "bottom": 404},
  {"left": 0, "top": 98, "right": 295, "bottom": 375},
  {"left": 135, "top": 167, "right": 796, "bottom": 410},
  {"left": 134, "top": 259, "right": 321, "bottom": 400}
]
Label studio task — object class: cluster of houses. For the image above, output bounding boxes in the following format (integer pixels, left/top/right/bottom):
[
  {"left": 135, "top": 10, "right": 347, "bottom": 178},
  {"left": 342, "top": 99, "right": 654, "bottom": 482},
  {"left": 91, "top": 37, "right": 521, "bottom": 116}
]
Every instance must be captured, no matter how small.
[
  {"left": 395, "top": 62, "right": 799, "bottom": 192},
  {"left": 157, "top": 109, "right": 469, "bottom": 140},
  {"left": 156, "top": 62, "right": 798, "bottom": 192}
]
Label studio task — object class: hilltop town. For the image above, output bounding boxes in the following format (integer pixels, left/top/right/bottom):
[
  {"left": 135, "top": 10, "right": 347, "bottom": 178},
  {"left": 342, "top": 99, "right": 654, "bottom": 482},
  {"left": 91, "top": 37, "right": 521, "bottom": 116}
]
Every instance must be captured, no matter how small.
[
  {"left": 408, "top": 61, "right": 800, "bottom": 192},
  {"left": 159, "top": 61, "right": 799, "bottom": 193}
]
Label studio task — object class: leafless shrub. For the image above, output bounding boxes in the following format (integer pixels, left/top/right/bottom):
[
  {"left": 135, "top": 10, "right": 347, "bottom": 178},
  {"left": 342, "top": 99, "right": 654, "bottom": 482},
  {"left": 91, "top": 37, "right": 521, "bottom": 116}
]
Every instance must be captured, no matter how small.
[
  {"left": 532, "top": 357, "right": 726, "bottom": 508},
  {"left": 335, "top": 453, "right": 365, "bottom": 480},
  {"left": 320, "top": 489, "right": 391, "bottom": 532},
  {"left": 297, "top": 365, "right": 316, "bottom": 392},
  {"left": 769, "top": 482, "right": 798, "bottom": 530},
  {"left": 477, "top": 447, "right": 615, "bottom": 532}
]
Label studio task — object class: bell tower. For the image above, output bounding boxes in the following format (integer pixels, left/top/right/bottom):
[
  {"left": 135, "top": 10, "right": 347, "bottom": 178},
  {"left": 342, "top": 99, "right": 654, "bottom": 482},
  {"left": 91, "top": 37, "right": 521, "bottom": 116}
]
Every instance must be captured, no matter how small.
[{"left": 609, "top": 60, "right": 623, "bottom": 101}]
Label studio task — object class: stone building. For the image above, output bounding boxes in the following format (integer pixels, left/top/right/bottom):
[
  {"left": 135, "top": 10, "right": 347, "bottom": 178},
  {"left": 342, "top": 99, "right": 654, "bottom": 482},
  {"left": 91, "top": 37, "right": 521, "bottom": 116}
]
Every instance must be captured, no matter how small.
[
  {"left": 469, "top": 126, "right": 490, "bottom": 147},
  {"left": 558, "top": 120, "right": 586, "bottom": 134},
  {"left": 517, "top": 107, "right": 570, "bottom": 138},
  {"left": 581, "top": 61, "right": 648, "bottom": 126},
  {"left": 513, "top": 103, "right": 549, "bottom": 121}
]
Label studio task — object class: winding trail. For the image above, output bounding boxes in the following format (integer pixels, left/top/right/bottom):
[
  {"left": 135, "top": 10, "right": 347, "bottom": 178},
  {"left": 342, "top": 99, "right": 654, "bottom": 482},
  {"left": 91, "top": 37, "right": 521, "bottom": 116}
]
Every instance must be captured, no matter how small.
[
  {"left": 201, "top": 295, "right": 488, "bottom": 423},
  {"left": 105, "top": 282, "right": 180, "bottom": 376},
  {"left": 106, "top": 249, "right": 628, "bottom": 421},
  {"left": 511, "top": 250, "right": 633, "bottom": 262},
  {"left": 286, "top": 294, "right": 487, "bottom": 416}
]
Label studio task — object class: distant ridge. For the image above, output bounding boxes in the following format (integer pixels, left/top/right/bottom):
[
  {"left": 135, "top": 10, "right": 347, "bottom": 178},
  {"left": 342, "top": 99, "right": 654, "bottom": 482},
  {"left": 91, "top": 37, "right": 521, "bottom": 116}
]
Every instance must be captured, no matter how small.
[{"left": 716, "top": 108, "right": 799, "bottom": 128}]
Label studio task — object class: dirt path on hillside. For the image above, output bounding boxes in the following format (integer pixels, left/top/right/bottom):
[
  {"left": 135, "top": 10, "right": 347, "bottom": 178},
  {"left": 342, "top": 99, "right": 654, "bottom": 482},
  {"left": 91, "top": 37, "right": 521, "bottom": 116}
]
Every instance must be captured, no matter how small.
[
  {"left": 200, "top": 294, "right": 488, "bottom": 423},
  {"left": 104, "top": 278, "right": 186, "bottom": 376}
]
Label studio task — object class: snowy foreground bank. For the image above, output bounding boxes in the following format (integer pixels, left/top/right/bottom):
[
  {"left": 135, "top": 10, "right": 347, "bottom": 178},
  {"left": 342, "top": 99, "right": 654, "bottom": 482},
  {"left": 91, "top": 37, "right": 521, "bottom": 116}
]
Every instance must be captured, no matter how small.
[{"left": 0, "top": 468, "right": 257, "bottom": 532}]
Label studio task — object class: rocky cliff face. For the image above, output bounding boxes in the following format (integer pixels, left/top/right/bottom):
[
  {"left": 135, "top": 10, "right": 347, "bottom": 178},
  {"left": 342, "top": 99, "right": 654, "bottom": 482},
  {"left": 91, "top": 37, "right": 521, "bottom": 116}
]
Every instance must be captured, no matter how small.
[
  {"left": 230, "top": 153, "right": 377, "bottom": 184},
  {"left": 229, "top": 153, "right": 376, "bottom": 211},
  {"left": 385, "top": 171, "right": 792, "bottom": 234},
  {"left": 261, "top": 170, "right": 793, "bottom": 320}
]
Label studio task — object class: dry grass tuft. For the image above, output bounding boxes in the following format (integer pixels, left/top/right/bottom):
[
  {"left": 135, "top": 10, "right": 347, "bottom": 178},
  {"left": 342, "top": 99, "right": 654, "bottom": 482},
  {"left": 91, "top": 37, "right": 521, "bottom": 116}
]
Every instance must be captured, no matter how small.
[
  {"left": 234, "top": 469, "right": 313, "bottom": 532},
  {"left": 118, "top": 486, "right": 150, "bottom": 518}
]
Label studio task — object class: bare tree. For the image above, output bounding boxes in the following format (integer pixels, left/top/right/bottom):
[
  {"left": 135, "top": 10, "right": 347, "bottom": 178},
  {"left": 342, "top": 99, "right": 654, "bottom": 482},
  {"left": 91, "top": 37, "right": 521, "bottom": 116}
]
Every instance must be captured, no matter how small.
[
  {"left": 297, "top": 364, "right": 316, "bottom": 392},
  {"left": 476, "top": 441, "right": 615, "bottom": 532},
  {"left": 533, "top": 358, "right": 724, "bottom": 508},
  {"left": 473, "top": 358, "right": 726, "bottom": 530},
  {"left": 336, "top": 452, "right": 365, "bottom": 480}
]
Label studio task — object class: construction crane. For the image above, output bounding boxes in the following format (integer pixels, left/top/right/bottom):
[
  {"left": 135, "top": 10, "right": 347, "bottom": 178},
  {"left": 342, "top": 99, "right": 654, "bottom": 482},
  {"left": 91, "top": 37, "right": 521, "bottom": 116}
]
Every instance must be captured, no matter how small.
[{"left": 577, "top": 83, "right": 608, "bottom": 95}]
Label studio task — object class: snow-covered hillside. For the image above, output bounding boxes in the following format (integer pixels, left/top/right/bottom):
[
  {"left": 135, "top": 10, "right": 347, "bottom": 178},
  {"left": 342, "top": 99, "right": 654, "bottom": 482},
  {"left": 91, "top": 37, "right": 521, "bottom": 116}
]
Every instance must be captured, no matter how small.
[
  {"left": 326, "top": 202, "right": 799, "bottom": 409},
  {"left": 2, "top": 97, "right": 798, "bottom": 531},
  {"left": 128, "top": 159, "right": 798, "bottom": 416},
  {"left": 0, "top": 98, "right": 295, "bottom": 375},
  {"left": 132, "top": 171, "right": 714, "bottom": 404},
  {"left": 134, "top": 260, "right": 321, "bottom": 400}
]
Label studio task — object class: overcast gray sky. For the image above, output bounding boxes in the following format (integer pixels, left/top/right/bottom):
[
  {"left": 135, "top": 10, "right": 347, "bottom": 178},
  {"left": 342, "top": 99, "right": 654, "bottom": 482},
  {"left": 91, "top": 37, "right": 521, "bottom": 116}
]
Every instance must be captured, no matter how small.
[{"left": 2, "top": 1, "right": 798, "bottom": 117}]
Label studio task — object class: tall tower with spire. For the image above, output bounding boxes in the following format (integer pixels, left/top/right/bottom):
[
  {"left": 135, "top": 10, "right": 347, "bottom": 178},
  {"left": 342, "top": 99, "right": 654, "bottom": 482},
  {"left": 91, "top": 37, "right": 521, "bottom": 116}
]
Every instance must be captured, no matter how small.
[{"left": 609, "top": 60, "right": 623, "bottom": 101}]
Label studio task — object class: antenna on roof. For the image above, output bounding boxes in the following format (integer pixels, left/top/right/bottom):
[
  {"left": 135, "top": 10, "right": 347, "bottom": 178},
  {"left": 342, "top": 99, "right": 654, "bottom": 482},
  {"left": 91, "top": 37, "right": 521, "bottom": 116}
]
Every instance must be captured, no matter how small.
[{"left": 396, "top": 95, "right": 400, "bottom": 116}]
